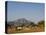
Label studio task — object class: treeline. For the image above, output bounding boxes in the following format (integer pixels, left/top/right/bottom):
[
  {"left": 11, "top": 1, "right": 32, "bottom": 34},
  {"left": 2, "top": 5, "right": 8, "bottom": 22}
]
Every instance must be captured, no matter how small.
[{"left": 7, "top": 20, "right": 45, "bottom": 28}]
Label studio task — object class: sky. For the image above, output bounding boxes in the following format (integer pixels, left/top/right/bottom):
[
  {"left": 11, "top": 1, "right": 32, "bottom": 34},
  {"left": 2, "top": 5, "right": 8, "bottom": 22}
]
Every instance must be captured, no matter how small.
[{"left": 7, "top": 1, "right": 44, "bottom": 22}]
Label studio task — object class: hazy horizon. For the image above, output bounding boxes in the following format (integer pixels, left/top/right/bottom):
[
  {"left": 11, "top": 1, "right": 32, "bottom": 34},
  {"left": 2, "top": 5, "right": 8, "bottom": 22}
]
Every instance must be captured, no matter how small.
[{"left": 7, "top": 1, "right": 44, "bottom": 22}]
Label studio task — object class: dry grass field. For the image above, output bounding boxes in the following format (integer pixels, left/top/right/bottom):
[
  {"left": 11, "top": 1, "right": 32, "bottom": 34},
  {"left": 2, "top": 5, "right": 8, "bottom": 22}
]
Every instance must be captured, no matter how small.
[{"left": 6, "top": 20, "right": 45, "bottom": 34}]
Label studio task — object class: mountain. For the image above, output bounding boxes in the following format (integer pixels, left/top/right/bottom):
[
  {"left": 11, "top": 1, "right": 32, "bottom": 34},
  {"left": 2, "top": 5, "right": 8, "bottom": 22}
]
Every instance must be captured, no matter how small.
[
  {"left": 15, "top": 18, "right": 30, "bottom": 23},
  {"left": 7, "top": 18, "right": 35, "bottom": 27}
]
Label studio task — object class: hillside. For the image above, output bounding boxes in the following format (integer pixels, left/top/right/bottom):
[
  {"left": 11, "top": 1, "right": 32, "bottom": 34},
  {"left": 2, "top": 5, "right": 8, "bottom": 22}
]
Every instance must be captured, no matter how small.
[{"left": 6, "top": 18, "right": 45, "bottom": 34}]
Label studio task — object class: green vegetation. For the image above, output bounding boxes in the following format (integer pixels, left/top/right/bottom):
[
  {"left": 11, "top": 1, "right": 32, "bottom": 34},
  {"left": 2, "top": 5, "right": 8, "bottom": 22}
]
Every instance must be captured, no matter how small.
[{"left": 38, "top": 20, "right": 45, "bottom": 27}]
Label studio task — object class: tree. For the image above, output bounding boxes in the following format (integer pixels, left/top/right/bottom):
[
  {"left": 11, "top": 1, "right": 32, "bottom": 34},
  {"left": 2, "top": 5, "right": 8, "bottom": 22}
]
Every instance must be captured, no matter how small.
[{"left": 38, "top": 20, "right": 45, "bottom": 27}]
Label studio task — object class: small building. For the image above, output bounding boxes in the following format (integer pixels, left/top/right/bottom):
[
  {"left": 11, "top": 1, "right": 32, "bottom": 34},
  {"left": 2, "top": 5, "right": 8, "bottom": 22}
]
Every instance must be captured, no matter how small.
[{"left": 16, "top": 27, "right": 23, "bottom": 31}]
